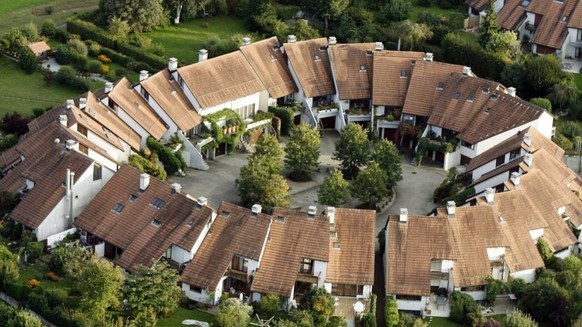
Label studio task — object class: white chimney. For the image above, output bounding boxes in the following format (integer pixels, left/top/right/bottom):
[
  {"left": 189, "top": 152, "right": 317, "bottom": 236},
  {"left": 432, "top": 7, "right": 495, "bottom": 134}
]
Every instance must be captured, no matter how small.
[
  {"left": 54, "top": 138, "right": 60, "bottom": 144},
  {"left": 197, "top": 196, "right": 208, "bottom": 207},
  {"left": 242, "top": 37, "right": 251, "bottom": 46},
  {"left": 328, "top": 36, "right": 337, "bottom": 46},
  {"left": 424, "top": 52, "right": 434, "bottom": 62},
  {"left": 399, "top": 208, "right": 408, "bottom": 223},
  {"left": 523, "top": 132, "right": 532, "bottom": 147},
  {"left": 65, "top": 139, "right": 77, "bottom": 151},
  {"left": 446, "top": 201, "right": 456, "bottom": 217},
  {"left": 375, "top": 42, "right": 384, "bottom": 51},
  {"left": 79, "top": 97, "right": 87, "bottom": 110},
  {"left": 307, "top": 205, "right": 317, "bottom": 218},
  {"left": 139, "top": 70, "right": 149, "bottom": 81},
  {"left": 510, "top": 172, "right": 521, "bottom": 186},
  {"left": 524, "top": 152, "right": 533, "bottom": 167},
  {"left": 507, "top": 87, "right": 517, "bottom": 97},
  {"left": 485, "top": 188, "right": 495, "bottom": 205},
  {"left": 104, "top": 82, "right": 113, "bottom": 94},
  {"left": 140, "top": 173, "right": 150, "bottom": 191},
  {"left": 462, "top": 66, "right": 472, "bottom": 76},
  {"left": 59, "top": 115, "right": 68, "bottom": 126},
  {"left": 198, "top": 49, "right": 208, "bottom": 62},
  {"left": 168, "top": 57, "right": 178, "bottom": 71},
  {"left": 327, "top": 207, "right": 336, "bottom": 225},
  {"left": 251, "top": 204, "right": 262, "bottom": 215},
  {"left": 287, "top": 35, "right": 297, "bottom": 43},
  {"left": 66, "top": 99, "right": 75, "bottom": 110},
  {"left": 171, "top": 183, "right": 181, "bottom": 194}
]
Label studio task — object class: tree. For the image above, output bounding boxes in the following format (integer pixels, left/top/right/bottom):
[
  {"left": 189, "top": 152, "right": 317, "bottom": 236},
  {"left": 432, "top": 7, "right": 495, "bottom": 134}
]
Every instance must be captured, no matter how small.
[
  {"left": 165, "top": 0, "right": 210, "bottom": 24},
  {"left": 129, "top": 307, "right": 158, "bottom": 327},
  {"left": 299, "top": 288, "right": 335, "bottom": 326},
  {"left": 380, "top": 0, "right": 412, "bottom": 22},
  {"left": 0, "top": 245, "right": 19, "bottom": 289},
  {"left": 122, "top": 262, "right": 182, "bottom": 318},
  {"left": 394, "top": 20, "right": 433, "bottom": 51},
  {"left": 19, "top": 46, "right": 37, "bottom": 74},
  {"left": 254, "top": 134, "right": 284, "bottom": 173},
  {"left": 291, "top": 20, "right": 320, "bottom": 41},
  {"left": 522, "top": 54, "right": 565, "bottom": 97},
  {"left": 385, "top": 296, "right": 399, "bottom": 327},
  {"left": 504, "top": 310, "right": 538, "bottom": 327},
  {"left": 373, "top": 140, "right": 402, "bottom": 196},
  {"left": 49, "top": 245, "right": 94, "bottom": 278},
  {"left": 350, "top": 162, "right": 389, "bottom": 209},
  {"left": 518, "top": 278, "right": 570, "bottom": 326},
  {"left": 485, "top": 30, "right": 521, "bottom": 62},
  {"left": 307, "top": 0, "right": 350, "bottom": 33},
  {"left": 1, "top": 112, "right": 29, "bottom": 136},
  {"left": 107, "top": 17, "right": 131, "bottom": 41},
  {"left": 547, "top": 80, "right": 579, "bottom": 116},
  {"left": 256, "top": 293, "right": 281, "bottom": 318},
  {"left": 530, "top": 97, "right": 552, "bottom": 112},
  {"left": 449, "top": 291, "right": 479, "bottom": 326},
  {"left": 99, "top": 0, "right": 167, "bottom": 32},
  {"left": 236, "top": 155, "right": 290, "bottom": 208},
  {"left": 285, "top": 124, "right": 320, "bottom": 181},
  {"left": 6, "top": 309, "right": 45, "bottom": 327},
  {"left": 318, "top": 168, "right": 350, "bottom": 207},
  {"left": 478, "top": 0, "right": 500, "bottom": 48},
  {"left": 333, "top": 123, "right": 370, "bottom": 179},
  {"left": 76, "top": 257, "right": 124, "bottom": 318},
  {"left": 215, "top": 298, "right": 253, "bottom": 327}
]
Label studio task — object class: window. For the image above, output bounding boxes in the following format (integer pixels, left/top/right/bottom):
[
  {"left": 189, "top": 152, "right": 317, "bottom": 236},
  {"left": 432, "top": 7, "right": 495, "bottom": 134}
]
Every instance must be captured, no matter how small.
[
  {"left": 151, "top": 198, "right": 165, "bottom": 209},
  {"left": 495, "top": 155, "right": 505, "bottom": 167},
  {"left": 234, "top": 104, "right": 255, "bottom": 119},
  {"left": 467, "top": 94, "right": 475, "bottom": 102},
  {"left": 190, "top": 285, "right": 202, "bottom": 293},
  {"left": 436, "top": 82, "right": 445, "bottom": 90},
  {"left": 453, "top": 91, "right": 461, "bottom": 99},
  {"left": 509, "top": 149, "right": 520, "bottom": 160},
  {"left": 112, "top": 203, "right": 124, "bottom": 213},
  {"left": 141, "top": 88, "right": 150, "bottom": 101},
  {"left": 299, "top": 258, "right": 313, "bottom": 274},
  {"left": 461, "top": 285, "right": 485, "bottom": 291},
  {"left": 232, "top": 255, "right": 248, "bottom": 272},
  {"left": 331, "top": 284, "right": 363, "bottom": 297},
  {"left": 93, "top": 163, "right": 102, "bottom": 181},
  {"left": 152, "top": 219, "right": 161, "bottom": 227},
  {"left": 221, "top": 211, "right": 230, "bottom": 218},
  {"left": 577, "top": 29, "right": 582, "bottom": 42},
  {"left": 129, "top": 194, "right": 138, "bottom": 201},
  {"left": 400, "top": 69, "right": 407, "bottom": 78},
  {"left": 79, "top": 144, "right": 88, "bottom": 155},
  {"left": 77, "top": 124, "right": 88, "bottom": 137}
]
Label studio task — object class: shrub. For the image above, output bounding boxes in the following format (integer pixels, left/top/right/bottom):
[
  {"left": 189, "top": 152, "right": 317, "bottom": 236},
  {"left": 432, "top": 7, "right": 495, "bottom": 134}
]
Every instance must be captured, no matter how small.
[
  {"left": 67, "top": 18, "right": 117, "bottom": 49},
  {"left": 449, "top": 291, "right": 479, "bottom": 325},
  {"left": 67, "top": 38, "right": 88, "bottom": 56},
  {"left": 256, "top": 293, "right": 281, "bottom": 318},
  {"left": 44, "top": 289, "right": 68, "bottom": 307},
  {"left": 129, "top": 154, "right": 167, "bottom": 180},
  {"left": 0, "top": 134, "right": 18, "bottom": 153},
  {"left": 40, "top": 20, "right": 57, "bottom": 38},
  {"left": 25, "top": 241, "right": 44, "bottom": 262},
  {"left": 268, "top": 106, "right": 294, "bottom": 136},
  {"left": 146, "top": 137, "right": 184, "bottom": 175},
  {"left": 6, "top": 283, "right": 31, "bottom": 301},
  {"left": 27, "top": 279, "right": 40, "bottom": 288},
  {"left": 19, "top": 46, "right": 37, "bottom": 74},
  {"left": 28, "top": 292, "right": 49, "bottom": 314},
  {"left": 46, "top": 271, "right": 59, "bottom": 281},
  {"left": 438, "top": 0, "right": 453, "bottom": 8}
]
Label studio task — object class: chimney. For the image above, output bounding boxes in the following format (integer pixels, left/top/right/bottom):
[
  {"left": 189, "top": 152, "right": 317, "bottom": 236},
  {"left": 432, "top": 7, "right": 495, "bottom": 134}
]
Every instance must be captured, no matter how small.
[
  {"left": 462, "top": 66, "right": 471, "bottom": 76},
  {"left": 66, "top": 99, "right": 75, "bottom": 110},
  {"left": 54, "top": 138, "right": 60, "bottom": 144},
  {"left": 424, "top": 52, "right": 434, "bottom": 62},
  {"left": 139, "top": 70, "right": 149, "bottom": 81},
  {"left": 287, "top": 35, "right": 297, "bottom": 43},
  {"left": 446, "top": 201, "right": 456, "bottom": 217},
  {"left": 140, "top": 173, "right": 150, "bottom": 191},
  {"left": 374, "top": 42, "right": 384, "bottom": 51},
  {"left": 171, "top": 183, "right": 181, "bottom": 194},
  {"left": 242, "top": 37, "right": 251, "bottom": 46},
  {"left": 198, "top": 49, "right": 208, "bottom": 62},
  {"left": 327, "top": 207, "right": 335, "bottom": 225},
  {"left": 523, "top": 132, "right": 531, "bottom": 147},
  {"left": 79, "top": 98, "right": 87, "bottom": 110},
  {"left": 104, "top": 82, "right": 113, "bottom": 94},
  {"left": 524, "top": 152, "right": 533, "bottom": 167},
  {"left": 399, "top": 208, "right": 408, "bottom": 223},
  {"left": 197, "top": 196, "right": 208, "bottom": 207},
  {"left": 328, "top": 36, "right": 337, "bottom": 46},
  {"left": 307, "top": 205, "right": 317, "bottom": 218},
  {"left": 507, "top": 87, "right": 517, "bottom": 97},
  {"left": 168, "top": 57, "right": 178, "bottom": 71},
  {"left": 485, "top": 188, "right": 495, "bottom": 205},
  {"left": 59, "top": 115, "right": 68, "bottom": 126},
  {"left": 65, "top": 139, "right": 77, "bottom": 151},
  {"left": 510, "top": 172, "right": 521, "bottom": 186},
  {"left": 251, "top": 204, "right": 262, "bottom": 215}
]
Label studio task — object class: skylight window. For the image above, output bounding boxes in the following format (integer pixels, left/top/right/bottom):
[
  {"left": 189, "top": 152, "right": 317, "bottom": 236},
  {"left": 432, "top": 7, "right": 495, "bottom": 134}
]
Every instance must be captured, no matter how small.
[
  {"left": 484, "top": 107, "right": 492, "bottom": 114},
  {"left": 112, "top": 203, "right": 124, "bottom": 213},
  {"left": 467, "top": 94, "right": 475, "bottom": 102},
  {"left": 129, "top": 194, "right": 137, "bottom": 202},
  {"left": 152, "top": 219, "right": 161, "bottom": 227},
  {"left": 436, "top": 82, "right": 445, "bottom": 90},
  {"left": 151, "top": 198, "right": 165, "bottom": 209},
  {"left": 314, "top": 55, "right": 321, "bottom": 62},
  {"left": 276, "top": 215, "right": 286, "bottom": 222},
  {"left": 521, "top": 0, "right": 530, "bottom": 6},
  {"left": 329, "top": 231, "right": 337, "bottom": 238},
  {"left": 220, "top": 211, "right": 230, "bottom": 218},
  {"left": 410, "top": 59, "right": 417, "bottom": 66},
  {"left": 333, "top": 242, "right": 340, "bottom": 249},
  {"left": 400, "top": 69, "right": 407, "bottom": 78},
  {"left": 562, "top": 16, "right": 568, "bottom": 23},
  {"left": 454, "top": 91, "right": 461, "bottom": 99}
]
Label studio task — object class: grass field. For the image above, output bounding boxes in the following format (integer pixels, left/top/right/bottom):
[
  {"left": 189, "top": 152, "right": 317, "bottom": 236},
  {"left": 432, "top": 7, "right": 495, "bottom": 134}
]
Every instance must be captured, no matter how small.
[
  {"left": 157, "top": 307, "right": 215, "bottom": 327},
  {"left": 0, "top": 56, "right": 79, "bottom": 118},
  {"left": 410, "top": 1, "right": 464, "bottom": 22},
  {"left": 0, "top": 0, "right": 98, "bottom": 35},
  {"left": 570, "top": 72, "right": 582, "bottom": 90},
  {"left": 425, "top": 314, "right": 506, "bottom": 326},
  {"left": 143, "top": 16, "right": 253, "bottom": 64}
]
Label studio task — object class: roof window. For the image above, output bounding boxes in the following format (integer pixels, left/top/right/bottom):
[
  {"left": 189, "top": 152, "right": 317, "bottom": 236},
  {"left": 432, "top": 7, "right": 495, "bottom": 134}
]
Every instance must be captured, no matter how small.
[
  {"left": 484, "top": 107, "right": 492, "bottom": 114},
  {"left": 467, "top": 94, "right": 475, "bottom": 102},
  {"left": 454, "top": 91, "right": 461, "bottom": 99},
  {"left": 400, "top": 69, "right": 407, "bottom": 78},
  {"left": 152, "top": 219, "right": 161, "bottom": 227},
  {"left": 359, "top": 65, "right": 367, "bottom": 72},
  {"left": 521, "top": 0, "right": 530, "bottom": 6},
  {"left": 276, "top": 215, "right": 286, "bottom": 223},
  {"left": 151, "top": 198, "right": 165, "bottom": 209},
  {"left": 129, "top": 194, "right": 137, "bottom": 202},
  {"left": 220, "top": 210, "right": 230, "bottom": 218},
  {"left": 333, "top": 242, "right": 340, "bottom": 249},
  {"left": 436, "top": 82, "right": 445, "bottom": 90},
  {"left": 112, "top": 203, "right": 124, "bottom": 213}
]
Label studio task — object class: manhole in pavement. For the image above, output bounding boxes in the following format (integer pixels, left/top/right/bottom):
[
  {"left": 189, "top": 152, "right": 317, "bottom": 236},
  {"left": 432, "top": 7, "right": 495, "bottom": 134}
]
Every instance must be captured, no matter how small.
[{"left": 411, "top": 171, "right": 417, "bottom": 174}]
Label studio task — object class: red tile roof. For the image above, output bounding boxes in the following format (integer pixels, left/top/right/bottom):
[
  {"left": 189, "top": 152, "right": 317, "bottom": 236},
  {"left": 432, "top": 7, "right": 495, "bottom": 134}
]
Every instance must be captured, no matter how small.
[
  {"left": 284, "top": 38, "right": 336, "bottom": 98},
  {"left": 329, "top": 43, "right": 376, "bottom": 100},
  {"left": 372, "top": 52, "right": 424, "bottom": 106}
]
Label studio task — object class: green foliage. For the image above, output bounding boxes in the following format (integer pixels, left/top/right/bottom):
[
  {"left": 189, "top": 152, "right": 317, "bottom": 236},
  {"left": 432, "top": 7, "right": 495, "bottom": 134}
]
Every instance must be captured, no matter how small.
[
  {"left": 485, "top": 30, "right": 521, "bottom": 63},
  {"left": 40, "top": 20, "right": 58, "bottom": 38},
  {"left": 333, "top": 123, "right": 371, "bottom": 179},
  {"left": 107, "top": 16, "right": 131, "bottom": 41},
  {"left": 0, "top": 245, "right": 18, "bottom": 290},
  {"left": 256, "top": 293, "right": 281, "bottom": 318},
  {"left": 380, "top": 0, "right": 412, "bottom": 22},
  {"left": 394, "top": 20, "right": 433, "bottom": 50},
  {"left": 129, "top": 306, "right": 158, "bottom": 327},
  {"left": 350, "top": 162, "right": 390, "bottom": 208},
  {"left": 18, "top": 46, "right": 37, "bottom": 74},
  {"left": 76, "top": 257, "right": 124, "bottom": 318},
  {"left": 449, "top": 291, "right": 479, "bottom": 326},
  {"left": 529, "top": 97, "right": 552, "bottom": 112},
  {"left": 254, "top": 134, "right": 283, "bottom": 170},
  {"left": 290, "top": 20, "right": 320, "bottom": 41},
  {"left": 55, "top": 66, "right": 89, "bottom": 92},
  {"left": 99, "top": 0, "right": 168, "bottom": 33},
  {"left": 128, "top": 154, "right": 167, "bottom": 180},
  {"left": 25, "top": 241, "right": 44, "bottom": 263},
  {"left": 268, "top": 106, "right": 294, "bottom": 136},
  {"left": 6, "top": 307, "right": 45, "bottom": 327},
  {"left": 0, "top": 192, "right": 18, "bottom": 217},
  {"left": 536, "top": 237, "right": 555, "bottom": 267},
  {"left": 478, "top": 0, "right": 500, "bottom": 48},
  {"left": 517, "top": 278, "right": 570, "bottom": 326},
  {"left": 522, "top": 54, "right": 567, "bottom": 97},
  {"left": 485, "top": 276, "right": 508, "bottom": 306},
  {"left": 373, "top": 139, "right": 402, "bottom": 194},
  {"left": 49, "top": 245, "right": 94, "bottom": 279},
  {"left": 122, "top": 262, "right": 182, "bottom": 318},
  {"left": 236, "top": 155, "right": 290, "bottom": 208},
  {"left": 385, "top": 295, "right": 399, "bottom": 327},
  {"left": 509, "top": 278, "right": 526, "bottom": 298},
  {"left": 285, "top": 124, "right": 320, "bottom": 181},
  {"left": 204, "top": 108, "right": 246, "bottom": 151},
  {"left": 553, "top": 134, "right": 573, "bottom": 152},
  {"left": 216, "top": 298, "right": 253, "bottom": 327},
  {"left": 146, "top": 137, "right": 185, "bottom": 175},
  {"left": 299, "top": 288, "right": 335, "bottom": 326},
  {"left": 318, "top": 168, "right": 350, "bottom": 207}
]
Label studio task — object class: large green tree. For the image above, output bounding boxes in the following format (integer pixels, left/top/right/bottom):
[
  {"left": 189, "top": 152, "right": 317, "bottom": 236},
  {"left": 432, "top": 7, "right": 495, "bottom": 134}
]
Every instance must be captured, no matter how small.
[
  {"left": 18, "top": 46, "right": 36, "bottom": 74},
  {"left": 299, "top": 288, "right": 335, "bottom": 326},
  {"left": 478, "top": 0, "right": 500, "bottom": 47},
  {"left": 76, "top": 257, "right": 124, "bottom": 318},
  {"left": 350, "top": 162, "right": 389, "bottom": 208},
  {"left": 522, "top": 54, "right": 566, "bottom": 97},
  {"left": 215, "top": 298, "right": 253, "bottom": 327},
  {"left": 504, "top": 309, "right": 539, "bottom": 327},
  {"left": 285, "top": 123, "right": 320, "bottom": 181},
  {"left": 547, "top": 80, "right": 580, "bottom": 117},
  {"left": 122, "top": 262, "right": 182, "bottom": 318},
  {"left": 333, "top": 123, "right": 370, "bottom": 179},
  {"left": 307, "top": 0, "right": 350, "bottom": 33},
  {"left": 373, "top": 140, "right": 402, "bottom": 196},
  {"left": 394, "top": 20, "right": 433, "bottom": 51},
  {"left": 99, "top": 0, "right": 167, "bottom": 32},
  {"left": 0, "top": 245, "right": 18, "bottom": 289},
  {"left": 485, "top": 30, "right": 521, "bottom": 63},
  {"left": 518, "top": 278, "right": 570, "bottom": 326},
  {"left": 164, "top": 0, "right": 210, "bottom": 24},
  {"left": 236, "top": 155, "right": 290, "bottom": 208},
  {"left": 318, "top": 168, "right": 350, "bottom": 207},
  {"left": 385, "top": 296, "right": 399, "bottom": 327}
]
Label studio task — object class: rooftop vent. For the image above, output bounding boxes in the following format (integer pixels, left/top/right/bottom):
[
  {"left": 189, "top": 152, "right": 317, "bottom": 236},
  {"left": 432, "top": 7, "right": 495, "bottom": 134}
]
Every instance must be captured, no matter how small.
[
  {"left": 359, "top": 65, "right": 367, "bottom": 72},
  {"left": 485, "top": 188, "right": 495, "bottom": 205},
  {"left": 498, "top": 216, "right": 506, "bottom": 224},
  {"left": 251, "top": 204, "right": 262, "bottom": 215},
  {"left": 65, "top": 139, "right": 77, "bottom": 151},
  {"left": 59, "top": 115, "right": 68, "bottom": 126},
  {"left": 328, "top": 36, "right": 337, "bottom": 46},
  {"left": 171, "top": 183, "right": 181, "bottom": 194},
  {"left": 198, "top": 49, "right": 208, "bottom": 63},
  {"left": 242, "top": 37, "right": 251, "bottom": 46},
  {"left": 287, "top": 35, "right": 297, "bottom": 43},
  {"left": 139, "top": 70, "right": 149, "bottom": 82},
  {"left": 446, "top": 201, "right": 456, "bottom": 218},
  {"left": 66, "top": 99, "right": 75, "bottom": 110},
  {"left": 307, "top": 205, "right": 317, "bottom": 218},
  {"left": 314, "top": 54, "right": 321, "bottom": 62},
  {"left": 374, "top": 42, "right": 384, "bottom": 51},
  {"left": 510, "top": 172, "right": 521, "bottom": 186},
  {"left": 196, "top": 196, "right": 208, "bottom": 207},
  {"left": 507, "top": 87, "right": 517, "bottom": 97},
  {"left": 399, "top": 208, "right": 408, "bottom": 223},
  {"left": 462, "top": 66, "right": 472, "bottom": 76},
  {"left": 79, "top": 97, "right": 87, "bottom": 109},
  {"left": 424, "top": 52, "right": 434, "bottom": 62},
  {"left": 168, "top": 57, "right": 178, "bottom": 71}
]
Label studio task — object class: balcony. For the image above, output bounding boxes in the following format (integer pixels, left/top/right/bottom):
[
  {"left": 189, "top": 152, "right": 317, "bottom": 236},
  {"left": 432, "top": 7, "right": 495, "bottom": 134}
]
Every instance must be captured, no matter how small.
[{"left": 525, "top": 23, "right": 536, "bottom": 32}]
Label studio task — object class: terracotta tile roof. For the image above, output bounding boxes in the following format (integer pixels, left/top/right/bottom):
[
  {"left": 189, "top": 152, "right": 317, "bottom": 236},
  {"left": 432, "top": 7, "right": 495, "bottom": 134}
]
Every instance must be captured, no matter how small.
[
  {"left": 10, "top": 147, "right": 93, "bottom": 229},
  {"left": 74, "top": 165, "right": 175, "bottom": 251},
  {"left": 427, "top": 74, "right": 544, "bottom": 144},
  {"left": 465, "top": 0, "right": 489, "bottom": 11},
  {"left": 284, "top": 38, "right": 335, "bottom": 98},
  {"left": 180, "top": 202, "right": 271, "bottom": 291},
  {"left": 372, "top": 52, "right": 424, "bottom": 106},
  {"left": 116, "top": 193, "right": 214, "bottom": 272},
  {"left": 328, "top": 43, "right": 376, "bottom": 100},
  {"left": 326, "top": 208, "right": 375, "bottom": 285},
  {"left": 107, "top": 78, "right": 167, "bottom": 140},
  {"left": 27, "top": 41, "right": 50, "bottom": 54},
  {"left": 251, "top": 207, "right": 329, "bottom": 297},
  {"left": 402, "top": 61, "right": 465, "bottom": 117},
  {"left": 240, "top": 37, "right": 298, "bottom": 99},
  {"left": 568, "top": 0, "right": 582, "bottom": 28},
  {"left": 177, "top": 52, "right": 265, "bottom": 109},
  {"left": 469, "top": 158, "right": 525, "bottom": 187},
  {"left": 140, "top": 70, "right": 202, "bottom": 132},
  {"left": 497, "top": 0, "right": 527, "bottom": 30},
  {"left": 527, "top": 0, "right": 577, "bottom": 49}
]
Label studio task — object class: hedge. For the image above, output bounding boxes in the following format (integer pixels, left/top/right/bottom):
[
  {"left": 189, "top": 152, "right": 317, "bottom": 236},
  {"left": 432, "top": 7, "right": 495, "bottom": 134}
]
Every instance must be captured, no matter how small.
[
  {"left": 146, "top": 137, "right": 184, "bottom": 176},
  {"left": 67, "top": 18, "right": 116, "bottom": 49},
  {"left": 268, "top": 106, "right": 294, "bottom": 136},
  {"left": 128, "top": 154, "right": 167, "bottom": 180},
  {"left": 116, "top": 42, "right": 166, "bottom": 70}
]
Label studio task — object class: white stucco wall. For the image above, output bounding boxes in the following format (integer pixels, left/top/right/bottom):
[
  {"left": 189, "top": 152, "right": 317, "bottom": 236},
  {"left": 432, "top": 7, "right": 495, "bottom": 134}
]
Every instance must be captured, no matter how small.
[
  {"left": 170, "top": 245, "right": 191, "bottom": 264},
  {"left": 314, "top": 260, "right": 328, "bottom": 288},
  {"left": 72, "top": 122, "right": 132, "bottom": 163},
  {"left": 472, "top": 161, "right": 498, "bottom": 181},
  {"left": 529, "top": 228, "right": 544, "bottom": 241},
  {"left": 183, "top": 283, "right": 213, "bottom": 303},
  {"left": 510, "top": 269, "right": 536, "bottom": 283},
  {"left": 473, "top": 172, "right": 510, "bottom": 194},
  {"left": 116, "top": 109, "right": 151, "bottom": 150},
  {"left": 464, "top": 290, "right": 487, "bottom": 301},
  {"left": 199, "top": 92, "right": 262, "bottom": 117},
  {"left": 396, "top": 297, "right": 427, "bottom": 312}
]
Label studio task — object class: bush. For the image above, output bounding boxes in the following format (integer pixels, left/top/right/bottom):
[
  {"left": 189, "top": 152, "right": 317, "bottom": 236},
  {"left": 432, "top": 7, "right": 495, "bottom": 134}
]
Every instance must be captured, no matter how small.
[
  {"left": 19, "top": 46, "right": 37, "bottom": 74},
  {"left": 27, "top": 279, "right": 40, "bottom": 288},
  {"left": 438, "top": 0, "right": 453, "bottom": 9},
  {"left": 0, "top": 134, "right": 19, "bottom": 152},
  {"left": 25, "top": 241, "right": 44, "bottom": 262},
  {"left": 6, "top": 283, "right": 31, "bottom": 301},
  {"left": 40, "top": 20, "right": 57, "bottom": 38},
  {"left": 129, "top": 154, "right": 167, "bottom": 180},
  {"left": 116, "top": 42, "right": 167, "bottom": 70},
  {"left": 44, "top": 289, "right": 68, "bottom": 307},
  {"left": 256, "top": 293, "right": 281, "bottom": 318},
  {"left": 55, "top": 66, "right": 89, "bottom": 92},
  {"left": 28, "top": 292, "right": 49, "bottom": 314},
  {"left": 146, "top": 137, "right": 184, "bottom": 175},
  {"left": 553, "top": 134, "right": 573, "bottom": 152},
  {"left": 449, "top": 291, "right": 479, "bottom": 325},
  {"left": 268, "top": 106, "right": 294, "bottom": 136},
  {"left": 67, "top": 18, "right": 117, "bottom": 49}
]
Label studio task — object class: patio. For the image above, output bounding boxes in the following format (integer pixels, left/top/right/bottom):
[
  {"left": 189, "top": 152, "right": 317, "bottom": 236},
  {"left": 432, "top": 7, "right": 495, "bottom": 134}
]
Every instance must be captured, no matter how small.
[
  {"left": 425, "top": 295, "right": 450, "bottom": 317},
  {"left": 561, "top": 58, "right": 582, "bottom": 73},
  {"left": 333, "top": 297, "right": 370, "bottom": 327}
]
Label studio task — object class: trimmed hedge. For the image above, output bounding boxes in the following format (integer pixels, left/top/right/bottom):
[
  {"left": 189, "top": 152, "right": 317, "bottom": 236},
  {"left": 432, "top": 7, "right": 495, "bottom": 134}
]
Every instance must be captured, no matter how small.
[
  {"left": 146, "top": 137, "right": 184, "bottom": 176},
  {"left": 268, "top": 106, "right": 294, "bottom": 136},
  {"left": 128, "top": 154, "right": 167, "bottom": 180},
  {"left": 67, "top": 18, "right": 116, "bottom": 49},
  {"left": 116, "top": 42, "right": 166, "bottom": 70}
]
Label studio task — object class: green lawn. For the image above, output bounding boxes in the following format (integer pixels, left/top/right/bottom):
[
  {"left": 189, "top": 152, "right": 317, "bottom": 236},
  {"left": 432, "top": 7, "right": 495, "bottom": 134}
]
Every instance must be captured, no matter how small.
[
  {"left": 425, "top": 315, "right": 506, "bottom": 326},
  {"left": 410, "top": 1, "right": 464, "bottom": 22},
  {"left": 157, "top": 307, "right": 215, "bottom": 327},
  {"left": 0, "top": 0, "right": 99, "bottom": 35},
  {"left": 143, "top": 16, "right": 252, "bottom": 64},
  {"left": 569, "top": 72, "right": 582, "bottom": 90},
  {"left": 18, "top": 261, "right": 75, "bottom": 291},
  {"left": 0, "top": 56, "right": 79, "bottom": 118}
]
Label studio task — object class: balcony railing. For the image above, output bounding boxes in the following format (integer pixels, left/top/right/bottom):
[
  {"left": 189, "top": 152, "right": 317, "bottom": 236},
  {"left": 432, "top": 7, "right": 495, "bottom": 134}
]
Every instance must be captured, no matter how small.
[{"left": 525, "top": 23, "right": 536, "bottom": 32}]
